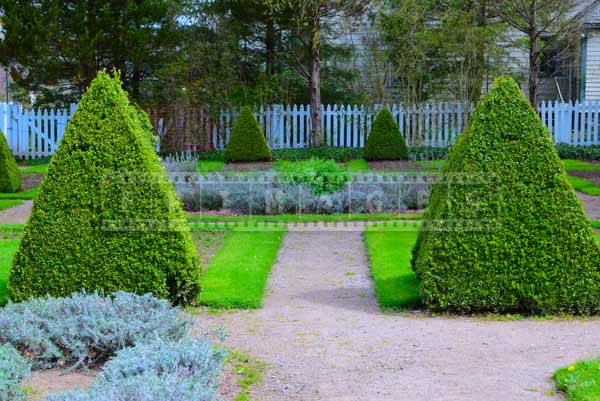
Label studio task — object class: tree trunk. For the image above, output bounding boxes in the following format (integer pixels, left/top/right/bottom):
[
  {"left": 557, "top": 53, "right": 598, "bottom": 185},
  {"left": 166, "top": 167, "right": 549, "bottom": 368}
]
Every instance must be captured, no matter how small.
[
  {"left": 467, "top": 0, "right": 487, "bottom": 104},
  {"left": 308, "top": 22, "right": 323, "bottom": 147},
  {"left": 266, "top": 16, "right": 276, "bottom": 78},
  {"left": 528, "top": 0, "right": 538, "bottom": 108}
]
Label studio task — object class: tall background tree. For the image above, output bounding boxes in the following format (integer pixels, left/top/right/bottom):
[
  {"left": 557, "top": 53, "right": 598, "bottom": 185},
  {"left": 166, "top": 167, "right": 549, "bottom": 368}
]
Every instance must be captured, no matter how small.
[
  {"left": 490, "top": 0, "right": 579, "bottom": 107},
  {"left": 0, "top": 0, "right": 182, "bottom": 106},
  {"left": 262, "top": 0, "right": 371, "bottom": 146}
]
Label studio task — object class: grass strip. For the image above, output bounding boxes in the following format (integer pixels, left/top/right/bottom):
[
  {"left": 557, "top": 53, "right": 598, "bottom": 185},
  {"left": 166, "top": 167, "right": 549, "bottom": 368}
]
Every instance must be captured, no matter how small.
[
  {"left": 568, "top": 176, "right": 600, "bottom": 196},
  {"left": 555, "top": 358, "right": 600, "bottom": 401},
  {"left": 0, "top": 187, "right": 40, "bottom": 200},
  {"left": 187, "top": 213, "right": 423, "bottom": 224},
  {"left": 563, "top": 159, "right": 600, "bottom": 171},
  {"left": 20, "top": 164, "right": 48, "bottom": 174},
  {"left": 0, "top": 240, "right": 19, "bottom": 305},
  {"left": 364, "top": 222, "right": 421, "bottom": 309},
  {"left": 199, "top": 227, "right": 286, "bottom": 308},
  {"left": 345, "top": 159, "right": 369, "bottom": 172},
  {"left": 197, "top": 160, "right": 225, "bottom": 173},
  {"left": 0, "top": 199, "right": 23, "bottom": 212}
]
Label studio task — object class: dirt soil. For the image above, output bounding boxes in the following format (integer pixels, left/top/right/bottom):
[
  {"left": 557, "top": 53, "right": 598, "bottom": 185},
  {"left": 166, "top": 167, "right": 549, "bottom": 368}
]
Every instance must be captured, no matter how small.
[
  {"left": 569, "top": 170, "right": 600, "bottom": 186},
  {"left": 21, "top": 173, "right": 44, "bottom": 191},
  {"left": 27, "top": 369, "right": 96, "bottom": 399},
  {"left": 195, "top": 230, "right": 600, "bottom": 401},
  {"left": 367, "top": 160, "right": 420, "bottom": 171}
]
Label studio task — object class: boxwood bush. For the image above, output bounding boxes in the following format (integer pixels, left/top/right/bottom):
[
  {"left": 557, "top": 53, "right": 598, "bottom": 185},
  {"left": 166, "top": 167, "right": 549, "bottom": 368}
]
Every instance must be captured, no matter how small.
[
  {"left": 412, "top": 77, "right": 600, "bottom": 314},
  {"left": 224, "top": 106, "right": 271, "bottom": 162},
  {"left": 364, "top": 108, "right": 409, "bottom": 161},
  {"left": 0, "top": 130, "right": 21, "bottom": 193},
  {"left": 9, "top": 71, "right": 200, "bottom": 305}
]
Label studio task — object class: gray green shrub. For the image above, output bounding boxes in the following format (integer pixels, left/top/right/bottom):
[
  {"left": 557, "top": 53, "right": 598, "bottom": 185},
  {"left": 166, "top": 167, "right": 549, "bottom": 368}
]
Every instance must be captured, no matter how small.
[
  {"left": 9, "top": 71, "right": 199, "bottom": 304},
  {"left": 0, "top": 291, "right": 190, "bottom": 369},
  {"left": 0, "top": 344, "right": 30, "bottom": 401},
  {"left": 46, "top": 337, "right": 226, "bottom": 401}
]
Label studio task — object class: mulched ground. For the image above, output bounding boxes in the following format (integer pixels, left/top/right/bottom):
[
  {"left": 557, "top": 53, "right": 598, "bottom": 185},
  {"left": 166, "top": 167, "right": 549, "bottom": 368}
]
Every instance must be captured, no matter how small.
[
  {"left": 569, "top": 170, "right": 600, "bottom": 186},
  {"left": 21, "top": 173, "right": 44, "bottom": 191},
  {"left": 366, "top": 161, "right": 420, "bottom": 171},
  {"left": 222, "top": 162, "right": 274, "bottom": 172}
]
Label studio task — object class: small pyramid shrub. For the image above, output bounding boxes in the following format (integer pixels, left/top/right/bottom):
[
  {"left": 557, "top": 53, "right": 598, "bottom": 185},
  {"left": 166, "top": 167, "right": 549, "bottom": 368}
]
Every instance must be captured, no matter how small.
[
  {"left": 9, "top": 71, "right": 200, "bottom": 305},
  {"left": 224, "top": 106, "right": 271, "bottom": 162},
  {"left": 0, "top": 130, "right": 21, "bottom": 193},
  {"left": 412, "top": 77, "right": 600, "bottom": 315},
  {"left": 364, "top": 107, "right": 409, "bottom": 161}
]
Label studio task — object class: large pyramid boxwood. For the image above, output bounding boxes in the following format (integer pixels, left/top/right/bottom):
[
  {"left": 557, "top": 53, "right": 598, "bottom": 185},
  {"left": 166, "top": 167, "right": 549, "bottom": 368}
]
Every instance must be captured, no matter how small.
[
  {"left": 224, "top": 106, "right": 271, "bottom": 162},
  {"left": 9, "top": 71, "right": 200, "bottom": 304},
  {"left": 364, "top": 107, "right": 408, "bottom": 161},
  {"left": 412, "top": 77, "right": 600, "bottom": 315},
  {"left": 0, "top": 130, "right": 21, "bottom": 193}
]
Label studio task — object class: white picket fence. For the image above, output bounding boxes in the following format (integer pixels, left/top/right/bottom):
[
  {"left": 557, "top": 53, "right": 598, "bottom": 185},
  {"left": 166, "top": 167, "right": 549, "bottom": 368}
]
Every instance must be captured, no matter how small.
[{"left": 2, "top": 100, "right": 600, "bottom": 159}]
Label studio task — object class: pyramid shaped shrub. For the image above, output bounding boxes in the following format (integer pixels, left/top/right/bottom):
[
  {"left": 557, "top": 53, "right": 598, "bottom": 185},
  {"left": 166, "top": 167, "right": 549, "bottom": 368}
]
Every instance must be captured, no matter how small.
[
  {"left": 0, "top": 130, "right": 21, "bottom": 193},
  {"left": 9, "top": 71, "right": 200, "bottom": 304},
  {"left": 412, "top": 77, "right": 600, "bottom": 315},
  {"left": 224, "top": 106, "right": 271, "bottom": 162},
  {"left": 364, "top": 107, "right": 408, "bottom": 161}
]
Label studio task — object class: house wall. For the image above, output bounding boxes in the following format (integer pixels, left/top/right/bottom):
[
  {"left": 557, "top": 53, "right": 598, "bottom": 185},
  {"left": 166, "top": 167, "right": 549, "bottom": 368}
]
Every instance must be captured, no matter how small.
[{"left": 584, "top": 31, "right": 600, "bottom": 100}]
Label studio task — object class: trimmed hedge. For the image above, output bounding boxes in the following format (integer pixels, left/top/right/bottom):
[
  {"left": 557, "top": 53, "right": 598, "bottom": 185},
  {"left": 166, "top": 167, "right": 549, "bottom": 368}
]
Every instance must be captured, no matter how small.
[
  {"left": 412, "top": 77, "right": 600, "bottom": 315},
  {"left": 9, "top": 71, "right": 200, "bottom": 304},
  {"left": 0, "top": 131, "right": 20, "bottom": 193},
  {"left": 364, "top": 108, "right": 409, "bottom": 161},
  {"left": 224, "top": 106, "right": 271, "bottom": 162}
]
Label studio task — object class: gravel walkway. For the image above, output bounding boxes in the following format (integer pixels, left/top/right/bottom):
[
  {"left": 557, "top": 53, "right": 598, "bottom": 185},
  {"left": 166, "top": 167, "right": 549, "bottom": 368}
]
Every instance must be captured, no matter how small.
[
  {"left": 0, "top": 200, "right": 32, "bottom": 224},
  {"left": 197, "top": 230, "right": 600, "bottom": 401}
]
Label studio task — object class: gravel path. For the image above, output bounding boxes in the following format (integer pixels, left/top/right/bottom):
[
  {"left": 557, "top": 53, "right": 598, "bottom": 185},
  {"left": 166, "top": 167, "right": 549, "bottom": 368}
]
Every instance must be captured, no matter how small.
[
  {"left": 197, "top": 230, "right": 600, "bottom": 401},
  {"left": 578, "top": 191, "right": 600, "bottom": 220},
  {"left": 0, "top": 200, "right": 32, "bottom": 224}
]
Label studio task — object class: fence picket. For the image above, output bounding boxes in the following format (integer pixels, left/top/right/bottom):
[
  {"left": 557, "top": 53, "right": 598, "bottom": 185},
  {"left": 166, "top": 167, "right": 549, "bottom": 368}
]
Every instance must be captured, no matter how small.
[{"left": 3, "top": 100, "right": 600, "bottom": 158}]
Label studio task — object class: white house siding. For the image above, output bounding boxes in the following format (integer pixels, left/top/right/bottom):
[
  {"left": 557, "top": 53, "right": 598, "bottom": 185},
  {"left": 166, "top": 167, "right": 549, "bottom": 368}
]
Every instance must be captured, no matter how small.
[{"left": 584, "top": 31, "right": 600, "bottom": 100}]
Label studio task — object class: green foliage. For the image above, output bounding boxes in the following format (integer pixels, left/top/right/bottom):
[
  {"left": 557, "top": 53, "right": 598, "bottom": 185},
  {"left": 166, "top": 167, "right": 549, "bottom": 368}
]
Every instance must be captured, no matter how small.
[
  {"left": 412, "top": 77, "right": 600, "bottom": 315},
  {"left": 345, "top": 159, "right": 369, "bottom": 171},
  {"left": 276, "top": 158, "right": 351, "bottom": 195},
  {"left": 0, "top": 0, "right": 180, "bottom": 106},
  {"left": 364, "top": 224, "right": 421, "bottom": 309},
  {"left": 556, "top": 144, "right": 600, "bottom": 161},
  {"left": 224, "top": 107, "right": 271, "bottom": 162},
  {"left": 555, "top": 358, "right": 600, "bottom": 401},
  {"left": 9, "top": 71, "right": 200, "bottom": 305},
  {"left": 364, "top": 108, "right": 409, "bottom": 161},
  {"left": 0, "top": 132, "right": 20, "bottom": 193},
  {"left": 198, "top": 228, "right": 286, "bottom": 308}
]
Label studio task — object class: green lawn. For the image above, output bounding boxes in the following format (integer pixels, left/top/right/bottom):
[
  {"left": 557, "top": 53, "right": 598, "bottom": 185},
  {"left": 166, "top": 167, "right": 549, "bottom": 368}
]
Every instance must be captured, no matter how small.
[
  {"left": 364, "top": 223, "right": 421, "bottom": 309},
  {"left": 197, "top": 160, "right": 225, "bottom": 173},
  {"left": 563, "top": 159, "right": 600, "bottom": 171},
  {"left": 592, "top": 220, "right": 600, "bottom": 229},
  {"left": 555, "top": 358, "right": 600, "bottom": 401},
  {"left": 187, "top": 213, "right": 423, "bottom": 224},
  {"left": 20, "top": 164, "right": 49, "bottom": 174},
  {"left": 416, "top": 159, "right": 446, "bottom": 171},
  {"left": 198, "top": 227, "right": 286, "bottom": 308},
  {"left": 568, "top": 176, "right": 600, "bottom": 196},
  {"left": 0, "top": 240, "right": 19, "bottom": 305},
  {"left": 345, "top": 159, "right": 369, "bottom": 172},
  {"left": 0, "top": 199, "right": 23, "bottom": 211},
  {"left": 0, "top": 187, "right": 40, "bottom": 200}
]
